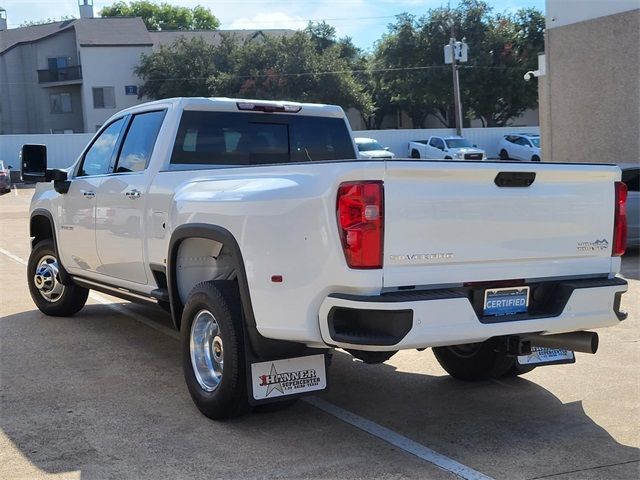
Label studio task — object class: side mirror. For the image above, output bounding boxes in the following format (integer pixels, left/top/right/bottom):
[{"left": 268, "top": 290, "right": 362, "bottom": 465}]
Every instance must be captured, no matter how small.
[
  {"left": 384, "top": 146, "right": 390, "bottom": 151},
  {"left": 7, "top": 165, "right": 13, "bottom": 169},
  {"left": 48, "top": 169, "right": 70, "bottom": 194},
  {"left": 21, "top": 144, "right": 47, "bottom": 182},
  {"left": 20, "top": 144, "right": 70, "bottom": 193},
  {"left": 473, "top": 144, "right": 478, "bottom": 148}
]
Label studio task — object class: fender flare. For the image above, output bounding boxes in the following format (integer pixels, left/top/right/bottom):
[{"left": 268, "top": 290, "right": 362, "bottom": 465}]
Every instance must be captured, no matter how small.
[
  {"left": 168, "top": 224, "right": 306, "bottom": 358},
  {"left": 29, "top": 208, "right": 73, "bottom": 285},
  {"left": 167, "top": 224, "right": 257, "bottom": 332}
]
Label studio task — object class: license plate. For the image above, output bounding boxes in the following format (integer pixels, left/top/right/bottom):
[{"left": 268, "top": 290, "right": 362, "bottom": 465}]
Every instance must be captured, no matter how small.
[
  {"left": 517, "top": 347, "right": 575, "bottom": 366},
  {"left": 250, "top": 354, "right": 327, "bottom": 400},
  {"left": 483, "top": 286, "right": 530, "bottom": 316}
]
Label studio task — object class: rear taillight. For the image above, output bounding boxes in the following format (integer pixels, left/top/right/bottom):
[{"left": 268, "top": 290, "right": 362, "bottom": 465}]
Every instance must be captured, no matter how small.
[
  {"left": 337, "top": 181, "right": 384, "bottom": 269},
  {"left": 613, "top": 181, "right": 627, "bottom": 256}
]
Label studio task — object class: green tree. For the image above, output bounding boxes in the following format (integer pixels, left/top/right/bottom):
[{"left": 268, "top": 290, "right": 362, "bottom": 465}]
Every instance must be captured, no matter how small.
[
  {"left": 371, "top": 1, "right": 544, "bottom": 128},
  {"left": 100, "top": 1, "right": 219, "bottom": 30},
  {"left": 134, "top": 36, "right": 233, "bottom": 98},
  {"left": 134, "top": 27, "right": 373, "bottom": 118},
  {"left": 213, "top": 31, "right": 374, "bottom": 117}
]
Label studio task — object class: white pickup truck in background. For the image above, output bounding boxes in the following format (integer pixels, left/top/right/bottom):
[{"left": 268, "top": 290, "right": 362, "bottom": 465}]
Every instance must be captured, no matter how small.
[
  {"left": 23, "top": 97, "right": 629, "bottom": 420},
  {"left": 409, "top": 135, "right": 486, "bottom": 160}
]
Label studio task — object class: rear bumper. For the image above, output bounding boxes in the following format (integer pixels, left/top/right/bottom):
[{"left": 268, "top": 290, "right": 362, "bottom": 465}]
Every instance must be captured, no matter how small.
[{"left": 318, "top": 277, "right": 628, "bottom": 351}]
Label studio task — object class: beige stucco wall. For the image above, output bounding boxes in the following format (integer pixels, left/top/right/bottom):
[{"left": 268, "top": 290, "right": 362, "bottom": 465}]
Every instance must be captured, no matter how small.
[{"left": 540, "top": 9, "right": 640, "bottom": 164}]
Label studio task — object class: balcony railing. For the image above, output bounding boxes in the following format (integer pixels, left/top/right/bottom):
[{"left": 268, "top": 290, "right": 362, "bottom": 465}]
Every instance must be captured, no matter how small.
[{"left": 37, "top": 65, "right": 82, "bottom": 83}]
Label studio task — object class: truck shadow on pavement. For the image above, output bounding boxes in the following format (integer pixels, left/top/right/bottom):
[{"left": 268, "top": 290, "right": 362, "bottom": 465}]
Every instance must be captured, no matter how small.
[{"left": 1, "top": 304, "right": 638, "bottom": 480}]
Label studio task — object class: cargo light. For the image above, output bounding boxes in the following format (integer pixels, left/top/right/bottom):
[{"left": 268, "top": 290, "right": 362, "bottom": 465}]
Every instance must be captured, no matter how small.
[
  {"left": 613, "top": 181, "right": 627, "bottom": 256},
  {"left": 236, "top": 102, "right": 301, "bottom": 113},
  {"left": 336, "top": 181, "right": 384, "bottom": 269}
]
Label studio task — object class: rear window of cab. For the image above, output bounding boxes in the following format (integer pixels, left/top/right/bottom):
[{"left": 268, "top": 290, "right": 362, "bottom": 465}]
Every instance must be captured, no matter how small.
[{"left": 170, "top": 111, "right": 357, "bottom": 166}]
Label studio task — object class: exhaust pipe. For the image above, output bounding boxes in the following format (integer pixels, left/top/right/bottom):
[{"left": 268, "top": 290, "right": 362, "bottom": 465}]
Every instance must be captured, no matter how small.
[{"left": 526, "top": 331, "right": 599, "bottom": 354}]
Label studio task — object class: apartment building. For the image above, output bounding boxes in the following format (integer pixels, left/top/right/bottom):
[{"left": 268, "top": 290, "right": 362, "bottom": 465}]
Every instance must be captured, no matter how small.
[{"left": 0, "top": 2, "right": 291, "bottom": 134}]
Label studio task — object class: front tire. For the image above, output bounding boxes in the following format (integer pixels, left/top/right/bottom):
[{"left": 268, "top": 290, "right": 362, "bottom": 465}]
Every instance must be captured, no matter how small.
[
  {"left": 531, "top": 155, "right": 540, "bottom": 162},
  {"left": 433, "top": 341, "right": 515, "bottom": 381},
  {"left": 27, "top": 239, "right": 88, "bottom": 316},
  {"left": 181, "top": 281, "right": 250, "bottom": 420}
]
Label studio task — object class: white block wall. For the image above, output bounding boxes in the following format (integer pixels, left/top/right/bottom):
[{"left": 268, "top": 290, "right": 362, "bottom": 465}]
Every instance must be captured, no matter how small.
[
  {"left": 0, "top": 133, "right": 94, "bottom": 171},
  {"left": 353, "top": 127, "right": 541, "bottom": 159}
]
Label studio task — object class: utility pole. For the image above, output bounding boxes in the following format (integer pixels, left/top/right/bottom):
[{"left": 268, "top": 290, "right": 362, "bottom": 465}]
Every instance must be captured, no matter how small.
[
  {"left": 450, "top": 26, "right": 463, "bottom": 136},
  {"left": 444, "top": 25, "right": 467, "bottom": 136}
]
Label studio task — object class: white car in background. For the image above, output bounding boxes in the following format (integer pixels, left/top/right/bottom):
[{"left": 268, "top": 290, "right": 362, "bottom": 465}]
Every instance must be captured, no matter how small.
[
  {"left": 354, "top": 137, "right": 395, "bottom": 159},
  {"left": 621, "top": 164, "right": 639, "bottom": 248},
  {"left": 499, "top": 134, "right": 542, "bottom": 161}
]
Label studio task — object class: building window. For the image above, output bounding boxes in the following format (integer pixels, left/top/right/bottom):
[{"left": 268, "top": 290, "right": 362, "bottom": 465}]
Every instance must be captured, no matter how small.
[
  {"left": 125, "top": 85, "right": 138, "bottom": 95},
  {"left": 50, "top": 93, "right": 72, "bottom": 114},
  {"left": 93, "top": 87, "right": 116, "bottom": 109}
]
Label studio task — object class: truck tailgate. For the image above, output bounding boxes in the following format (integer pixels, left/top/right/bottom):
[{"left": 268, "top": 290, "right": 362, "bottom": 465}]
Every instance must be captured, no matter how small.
[{"left": 383, "top": 161, "right": 618, "bottom": 288}]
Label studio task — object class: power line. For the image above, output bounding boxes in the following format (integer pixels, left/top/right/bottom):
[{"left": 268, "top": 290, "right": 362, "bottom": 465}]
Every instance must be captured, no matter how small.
[{"left": 1, "top": 64, "right": 534, "bottom": 86}]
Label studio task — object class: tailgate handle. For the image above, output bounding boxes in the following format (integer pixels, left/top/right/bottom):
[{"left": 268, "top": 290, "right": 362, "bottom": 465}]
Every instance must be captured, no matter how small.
[{"left": 494, "top": 171, "right": 536, "bottom": 188}]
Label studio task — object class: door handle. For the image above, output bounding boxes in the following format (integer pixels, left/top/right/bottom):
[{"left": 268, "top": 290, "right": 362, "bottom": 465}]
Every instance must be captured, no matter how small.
[
  {"left": 125, "top": 189, "right": 141, "bottom": 199},
  {"left": 83, "top": 191, "right": 95, "bottom": 198}
]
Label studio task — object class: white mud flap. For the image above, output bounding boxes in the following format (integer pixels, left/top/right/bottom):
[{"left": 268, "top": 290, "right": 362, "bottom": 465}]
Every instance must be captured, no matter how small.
[
  {"left": 251, "top": 354, "right": 327, "bottom": 401},
  {"left": 517, "top": 347, "right": 575, "bottom": 367}
]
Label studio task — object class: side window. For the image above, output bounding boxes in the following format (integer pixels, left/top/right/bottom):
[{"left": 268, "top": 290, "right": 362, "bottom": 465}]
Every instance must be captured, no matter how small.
[
  {"left": 429, "top": 137, "right": 438, "bottom": 147},
  {"left": 622, "top": 168, "right": 639, "bottom": 192},
  {"left": 78, "top": 118, "right": 125, "bottom": 177},
  {"left": 434, "top": 138, "right": 445, "bottom": 150},
  {"left": 114, "top": 110, "right": 166, "bottom": 173}
]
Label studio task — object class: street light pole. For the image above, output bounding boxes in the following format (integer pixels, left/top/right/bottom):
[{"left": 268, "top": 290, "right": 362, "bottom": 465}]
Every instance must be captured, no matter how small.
[{"left": 450, "top": 26, "right": 463, "bottom": 136}]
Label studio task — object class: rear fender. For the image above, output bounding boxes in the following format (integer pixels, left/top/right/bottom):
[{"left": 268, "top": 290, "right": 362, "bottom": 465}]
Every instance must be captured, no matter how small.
[{"left": 167, "top": 224, "right": 305, "bottom": 358}]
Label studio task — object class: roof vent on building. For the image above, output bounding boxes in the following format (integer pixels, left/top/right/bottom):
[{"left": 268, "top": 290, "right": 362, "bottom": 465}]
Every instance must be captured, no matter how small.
[
  {"left": 0, "top": 7, "right": 8, "bottom": 31},
  {"left": 78, "top": 0, "right": 94, "bottom": 19}
]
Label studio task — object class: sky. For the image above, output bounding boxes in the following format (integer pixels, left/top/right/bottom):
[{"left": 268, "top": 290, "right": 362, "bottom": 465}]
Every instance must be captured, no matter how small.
[{"left": 2, "top": 0, "right": 545, "bottom": 51}]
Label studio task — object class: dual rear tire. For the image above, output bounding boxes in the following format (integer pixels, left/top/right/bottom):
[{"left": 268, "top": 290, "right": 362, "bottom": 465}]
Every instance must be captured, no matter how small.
[
  {"left": 180, "top": 281, "right": 251, "bottom": 419},
  {"left": 433, "top": 341, "right": 535, "bottom": 381}
]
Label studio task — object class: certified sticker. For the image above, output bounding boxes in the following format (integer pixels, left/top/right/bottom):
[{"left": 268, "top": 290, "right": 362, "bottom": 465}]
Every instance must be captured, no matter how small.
[{"left": 251, "top": 354, "right": 327, "bottom": 400}]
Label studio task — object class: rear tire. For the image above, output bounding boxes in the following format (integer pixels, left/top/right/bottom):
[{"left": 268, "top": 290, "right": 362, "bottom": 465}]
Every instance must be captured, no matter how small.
[
  {"left": 410, "top": 149, "right": 421, "bottom": 159},
  {"left": 27, "top": 239, "right": 89, "bottom": 316},
  {"left": 433, "top": 341, "right": 515, "bottom": 381},
  {"left": 499, "top": 149, "right": 509, "bottom": 160},
  {"left": 181, "top": 280, "right": 250, "bottom": 420}
]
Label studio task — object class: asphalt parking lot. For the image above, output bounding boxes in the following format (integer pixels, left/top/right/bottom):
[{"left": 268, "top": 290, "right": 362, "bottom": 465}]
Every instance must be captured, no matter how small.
[{"left": 1, "top": 186, "right": 639, "bottom": 480}]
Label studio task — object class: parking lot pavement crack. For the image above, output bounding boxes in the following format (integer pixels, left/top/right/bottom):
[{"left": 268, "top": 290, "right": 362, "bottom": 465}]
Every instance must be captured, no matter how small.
[{"left": 525, "top": 459, "right": 640, "bottom": 480}]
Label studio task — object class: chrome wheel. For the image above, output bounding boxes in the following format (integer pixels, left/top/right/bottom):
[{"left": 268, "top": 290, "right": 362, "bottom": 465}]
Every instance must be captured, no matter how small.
[
  {"left": 190, "top": 309, "right": 224, "bottom": 392},
  {"left": 34, "top": 254, "right": 65, "bottom": 303}
]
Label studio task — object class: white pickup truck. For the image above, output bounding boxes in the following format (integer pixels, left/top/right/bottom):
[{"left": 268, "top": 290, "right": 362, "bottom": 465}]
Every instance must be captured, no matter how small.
[
  {"left": 23, "top": 98, "right": 629, "bottom": 420},
  {"left": 409, "top": 135, "right": 486, "bottom": 160}
]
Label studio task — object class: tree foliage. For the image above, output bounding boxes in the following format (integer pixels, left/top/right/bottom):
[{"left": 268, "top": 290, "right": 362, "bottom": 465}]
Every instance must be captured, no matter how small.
[
  {"left": 135, "top": 23, "right": 374, "bottom": 117},
  {"left": 132, "top": 1, "right": 543, "bottom": 128},
  {"left": 100, "top": 1, "right": 219, "bottom": 30},
  {"left": 372, "top": 0, "right": 544, "bottom": 127}
]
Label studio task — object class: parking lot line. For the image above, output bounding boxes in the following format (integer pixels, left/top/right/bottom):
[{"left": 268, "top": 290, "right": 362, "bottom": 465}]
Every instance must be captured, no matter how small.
[
  {"left": 304, "top": 396, "right": 494, "bottom": 480},
  {"left": 0, "top": 246, "right": 493, "bottom": 480}
]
